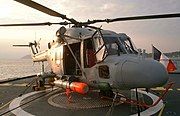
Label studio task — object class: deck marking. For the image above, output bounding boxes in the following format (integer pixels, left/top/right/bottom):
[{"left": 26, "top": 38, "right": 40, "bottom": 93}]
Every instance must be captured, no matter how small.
[
  {"left": 130, "top": 89, "right": 164, "bottom": 116},
  {"left": 9, "top": 91, "right": 39, "bottom": 116},
  {"left": 9, "top": 88, "right": 58, "bottom": 116},
  {"left": 158, "top": 104, "right": 165, "bottom": 116},
  {"left": 151, "top": 87, "right": 173, "bottom": 91},
  {"left": 9, "top": 89, "right": 163, "bottom": 116},
  {"left": 0, "top": 83, "right": 28, "bottom": 87},
  {"left": 0, "top": 100, "right": 13, "bottom": 110},
  {"left": 13, "top": 83, "right": 27, "bottom": 87},
  {"left": 9, "top": 89, "right": 53, "bottom": 116},
  {"left": 0, "top": 83, "right": 12, "bottom": 86}
]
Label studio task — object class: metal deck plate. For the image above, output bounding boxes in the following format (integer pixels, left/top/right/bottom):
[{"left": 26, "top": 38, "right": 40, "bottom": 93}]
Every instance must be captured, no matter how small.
[{"left": 48, "top": 91, "right": 124, "bottom": 109}]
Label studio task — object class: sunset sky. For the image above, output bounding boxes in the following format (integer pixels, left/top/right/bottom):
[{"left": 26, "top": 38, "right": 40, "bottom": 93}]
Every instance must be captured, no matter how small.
[{"left": 0, "top": 0, "right": 180, "bottom": 59}]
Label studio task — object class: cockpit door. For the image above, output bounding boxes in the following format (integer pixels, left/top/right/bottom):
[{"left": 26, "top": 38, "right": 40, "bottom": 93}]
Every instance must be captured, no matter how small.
[{"left": 83, "top": 39, "right": 96, "bottom": 68}]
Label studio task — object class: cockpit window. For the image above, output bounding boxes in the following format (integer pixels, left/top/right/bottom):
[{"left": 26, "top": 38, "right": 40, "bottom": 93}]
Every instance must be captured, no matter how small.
[
  {"left": 103, "top": 36, "right": 126, "bottom": 55},
  {"left": 119, "top": 37, "right": 138, "bottom": 54},
  {"left": 106, "top": 43, "right": 119, "bottom": 55},
  {"left": 124, "top": 39, "right": 134, "bottom": 53},
  {"left": 93, "top": 34, "right": 107, "bottom": 62},
  {"left": 91, "top": 31, "right": 139, "bottom": 62}
]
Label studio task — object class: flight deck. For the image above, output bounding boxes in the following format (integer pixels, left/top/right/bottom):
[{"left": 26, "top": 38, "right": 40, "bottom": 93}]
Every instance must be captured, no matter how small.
[{"left": 0, "top": 73, "right": 179, "bottom": 116}]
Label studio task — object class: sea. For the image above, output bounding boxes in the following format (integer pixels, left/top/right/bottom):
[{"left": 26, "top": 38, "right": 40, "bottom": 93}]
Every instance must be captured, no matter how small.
[
  {"left": 0, "top": 59, "right": 44, "bottom": 80},
  {"left": 0, "top": 58, "right": 180, "bottom": 81}
]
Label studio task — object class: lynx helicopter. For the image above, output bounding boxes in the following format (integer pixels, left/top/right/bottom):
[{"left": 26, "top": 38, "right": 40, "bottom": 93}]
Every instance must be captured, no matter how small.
[{"left": 0, "top": 0, "right": 180, "bottom": 108}]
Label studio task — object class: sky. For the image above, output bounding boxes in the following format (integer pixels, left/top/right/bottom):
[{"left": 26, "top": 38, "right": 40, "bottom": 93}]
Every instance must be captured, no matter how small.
[{"left": 0, "top": 0, "right": 180, "bottom": 59}]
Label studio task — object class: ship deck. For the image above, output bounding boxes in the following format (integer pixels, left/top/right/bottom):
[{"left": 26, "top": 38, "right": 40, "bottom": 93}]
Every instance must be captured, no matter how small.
[{"left": 0, "top": 74, "right": 179, "bottom": 116}]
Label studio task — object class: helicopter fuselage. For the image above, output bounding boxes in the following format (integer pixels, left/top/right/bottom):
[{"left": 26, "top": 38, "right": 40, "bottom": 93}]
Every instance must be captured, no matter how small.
[{"left": 32, "top": 27, "right": 168, "bottom": 91}]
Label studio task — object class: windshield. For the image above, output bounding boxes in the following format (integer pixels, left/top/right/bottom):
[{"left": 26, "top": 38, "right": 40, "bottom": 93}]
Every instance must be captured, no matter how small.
[
  {"left": 92, "top": 32, "right": 137, "bottom": 62},
  {"left": 103, "top": 36, "right": 127, "bottom": 55},
  {"left": 118, "top": 34, "right": 138, "bottom": 54}
]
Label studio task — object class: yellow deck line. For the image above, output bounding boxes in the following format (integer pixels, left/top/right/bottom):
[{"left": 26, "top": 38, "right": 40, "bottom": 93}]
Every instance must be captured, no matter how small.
[
  {"left": 158, "top": 104, "right": 165, "bottom": 116},
  {"left": 151, "top": 87, "right": 173, "bottom": 91},
  {"left": 0, "top": 83, "right": 27, "bottom": 87},
  {"left": 0, "top": 100, "right": 13, "bottom": 110},
  {"left": 13, "top": 83, "right": 27, "bottom": 87},
  {"left": 151, "top": 87, "right": 166, "bottom": 91},
  {"left": 0, "top": 83, "right": 12, "bottom": 86}
]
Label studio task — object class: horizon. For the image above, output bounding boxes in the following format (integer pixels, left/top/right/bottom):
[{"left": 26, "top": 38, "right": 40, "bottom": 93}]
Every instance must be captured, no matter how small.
[{"left": 0, "top": 0, "right": 180, "bottom": 59}]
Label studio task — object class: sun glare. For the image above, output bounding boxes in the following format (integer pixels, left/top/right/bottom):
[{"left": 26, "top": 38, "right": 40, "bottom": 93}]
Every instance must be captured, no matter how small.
[{"left": 0, "top": 4, "right": 12, "bottom": 18}]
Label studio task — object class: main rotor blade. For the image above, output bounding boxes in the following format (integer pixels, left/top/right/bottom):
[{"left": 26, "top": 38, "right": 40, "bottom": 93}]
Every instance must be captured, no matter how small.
[
  {"left": 0, "top": 22, "right": 70, "bottom": 26},
  {"left": 14, "top": 0, "right": 78, "bottom": 24},
  {"left": 84, "top": 13, "right": 180, "bottom": 25}
]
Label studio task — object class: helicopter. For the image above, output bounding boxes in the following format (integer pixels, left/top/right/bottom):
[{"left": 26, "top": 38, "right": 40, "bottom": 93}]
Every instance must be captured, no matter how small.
[{"left": 0, "top": 0, "right": 179, "bottom": 108}]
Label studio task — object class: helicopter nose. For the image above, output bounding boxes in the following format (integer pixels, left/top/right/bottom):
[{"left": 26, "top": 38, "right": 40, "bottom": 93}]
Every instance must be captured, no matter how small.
[{"left": 116, "top": 59, "right": 168, "bottom": 88}]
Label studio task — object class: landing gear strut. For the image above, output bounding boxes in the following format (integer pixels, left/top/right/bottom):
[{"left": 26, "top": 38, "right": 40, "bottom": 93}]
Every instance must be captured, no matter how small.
[
  {"left": 33, "top": 78, "right": 46, "bottom": 91},
  {"left": 135, "top": 88, "right": 141, "bottom": 116}
]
